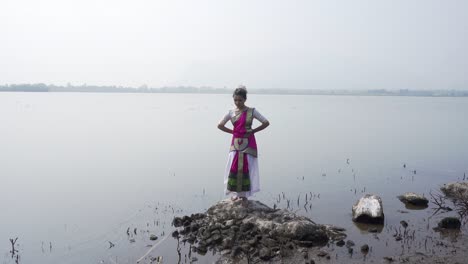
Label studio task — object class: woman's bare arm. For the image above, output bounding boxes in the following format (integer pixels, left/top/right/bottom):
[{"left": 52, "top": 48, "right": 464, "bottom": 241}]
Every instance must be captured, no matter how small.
[
  {"left": 217, "top": 123, "right": 233, "bottom": 134},
  {"left": 252, "top": 120, "right": 270, "bottom": 134},
  {"left": 243, "top": 120, "right": 270, "bottom": 137}
]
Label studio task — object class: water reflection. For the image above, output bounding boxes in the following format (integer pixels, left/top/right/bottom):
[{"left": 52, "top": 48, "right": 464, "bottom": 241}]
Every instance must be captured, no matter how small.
[
  {"left": 403, "top": 203, "right": 429, "bottom": 210},
  {"left": 353, "top": 222, "right": 384, "bottom": 234}
]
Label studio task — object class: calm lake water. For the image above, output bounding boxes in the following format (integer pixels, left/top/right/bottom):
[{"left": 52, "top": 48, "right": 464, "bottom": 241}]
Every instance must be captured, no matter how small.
[{"left": 1, "top": 92, "right": 467, "bottom": 263}]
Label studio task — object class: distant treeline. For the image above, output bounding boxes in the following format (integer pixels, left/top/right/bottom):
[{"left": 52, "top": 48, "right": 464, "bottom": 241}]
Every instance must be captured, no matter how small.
[
  {"left": 0, "top": 83, "right": 229, "bottom": 94},
  {"left": 1, "top": 83, "right": 468, "bottom": 97}
]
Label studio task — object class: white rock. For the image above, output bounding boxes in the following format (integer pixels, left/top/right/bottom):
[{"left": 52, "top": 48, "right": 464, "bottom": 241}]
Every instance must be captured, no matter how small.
[
  {"left": 352, "top": 194, "right": 384, "bottom": 223},
  {"left": 397, "top": 192, "right": 428, "bottom": 206}
]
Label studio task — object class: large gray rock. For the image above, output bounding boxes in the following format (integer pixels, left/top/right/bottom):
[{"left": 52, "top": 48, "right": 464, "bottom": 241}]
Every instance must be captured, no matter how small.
[
  {"left": 397, "top": 192, "right": 429, "bottom": 206},
  {"left": 352, "top": 194, "right": 384, "bottom": 224},
  {"left": 172, "top": 199, "right": 346, "bottom": 263},
  {"left": 441, "top": 182, "right": 468, "bottom": 200},
  {"left": 206, "top": 200, "right": 330, "bottom": 245}
]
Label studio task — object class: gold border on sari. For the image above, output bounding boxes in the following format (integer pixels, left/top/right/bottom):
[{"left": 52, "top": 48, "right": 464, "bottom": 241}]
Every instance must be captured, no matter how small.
[
  {"left": 245, "top": 108, "right": 254, "bottom": 128},
  {"left": 231, "top": 108, "right": 246, "bottom": 124},
  {"left": 237, "top": 152, "right": 244, "bottom": 192},
  {"left": 229, "top": 146, "right": 258, "bottom": 158}
]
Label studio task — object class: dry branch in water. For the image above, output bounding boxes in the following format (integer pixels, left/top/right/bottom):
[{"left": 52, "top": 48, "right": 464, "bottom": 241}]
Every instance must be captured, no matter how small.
[
  {"left": 451, "top": 189, "right": 468, "bottom": 223},
  {"left": 429, "top": 190, "right": 452, "bottom": 216},
  {"left": 9, "top": 237, "right": 18, "bottom": 258},
  {"left": 430, "top": 189, "right": 468, "bottom": 224}
]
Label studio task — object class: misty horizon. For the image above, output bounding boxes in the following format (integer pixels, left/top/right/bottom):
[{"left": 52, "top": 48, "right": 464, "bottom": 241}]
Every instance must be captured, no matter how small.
[
  {"left": 2, "top": 0, "right": 468, "bottom": 90},
  {"left": 2, "top": 82, "right": 467, "bottom": 97}
]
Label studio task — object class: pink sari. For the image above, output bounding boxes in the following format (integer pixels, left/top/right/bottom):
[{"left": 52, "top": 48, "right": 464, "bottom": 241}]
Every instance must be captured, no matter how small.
[{"left": 227, "top": 108, "right": 257, "bottom": 193}]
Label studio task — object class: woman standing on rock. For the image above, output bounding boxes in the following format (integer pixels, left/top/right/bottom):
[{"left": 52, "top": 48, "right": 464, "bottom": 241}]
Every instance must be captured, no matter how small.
[{"left": 217, "top": 85, "right": 270, "bottom": 201}]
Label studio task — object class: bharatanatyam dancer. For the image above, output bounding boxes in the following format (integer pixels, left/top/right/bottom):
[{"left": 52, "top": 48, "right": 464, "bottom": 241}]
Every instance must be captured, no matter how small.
[{"left": 217, "top": 85, "right": 270, "bottom": 201}]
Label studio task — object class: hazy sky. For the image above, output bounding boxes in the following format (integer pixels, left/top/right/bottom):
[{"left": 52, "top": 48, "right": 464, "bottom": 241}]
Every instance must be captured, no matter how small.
[{"left": 2, "top": 0, "right": 467, "bottom": 90}]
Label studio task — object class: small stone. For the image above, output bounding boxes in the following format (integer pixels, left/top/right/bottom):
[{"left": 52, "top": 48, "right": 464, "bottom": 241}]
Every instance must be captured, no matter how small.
[
  {"left": 259, "top": 247, "right": 272, "bottom": 260},
  {"left": 221, "top": 249, "right": 231, "bottom": 255},
  {"left": 214, "top": 223, "right": 223, "bottom": 230},
  {"left": 346, "top": 240, "right": 355, "bottom": 248},
  {"left": 361, "top": 244, "right": 369, "bottom": 253},
  {"left": 296, "top": 240, "right": 314, "bottom": 247},
  {"left": 247, "top": 238, "right": 257, "bottom": 246},
  {"left": 211, "top": 234, "right": 222, "bottom": 244},
  {"left": 240, "top": 222, "right": 254, "bottom": 232},
  {"left": 191, "top": 257, "right": 198, "bottom": 262},
  {"left": 149, "top": 234, "right": 158, "bottom": 241},
  {"left": 190, "top": 223, "right": 200, "bottom": 232},
  {"left": 221, "top": 237, "right": 233, "bottom": 249},
  {"left": 261, "top": 238, "right": 277, "bottom": 247},
  {"left": 231, "top": 246, "right": 242, "bottom": 257},
  {"left": 196, "top": 246, "right": 207, "bottom": 255},
  {"left": 197, "top": 227, "right": 206, "bottom": 235},
  {"left": 438, "top": 217, "right": 461, "bottom": 229},
  {"left": 187, "top": 235, "right": 196, "bottom": 243},
  {"left": 231, "top": 226, "right": 240, "bottom": 232},
  {"left": 182, "top": 215, "right": 191, "bottom": 223},
  {"left": 211, "top": 229, "right": 221, "bottom": 236},
  {"left": 240, "top": 243, "right": 250, "bottom": 253},
  {"left": 336, "top": 240, "right": 345, "bottom": 247},
  {"left": 204, "top": 237, "right": 213, "bottom": 246},
  {"left": 383, "top": 256, "right": 394, "bottom": 262},
  {"left": 129, "top": 238, "right": 136, "bottom": 243},
  {"left": 237, "top": 212, "right": 247, "bottom": 219},
  {"left": 191, "top": 213, "right": 205, "bottom": 220},
  {"left": 400, "top": 220, "right": 408, "bottom": 228},
  {"left": 172, "top": 217, "right": 183, "bottom": 227},
  {"left": 317, "top": 250, "right": 328, "bottom": 257},
  {"left": 398, "top": 192, "right": 429, "bottom": 206}
]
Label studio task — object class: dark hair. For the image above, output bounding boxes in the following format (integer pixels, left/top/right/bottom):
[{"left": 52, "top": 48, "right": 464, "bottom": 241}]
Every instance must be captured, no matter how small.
[{"left": 233, "top": 87, "right": 247, "bottom": 99}]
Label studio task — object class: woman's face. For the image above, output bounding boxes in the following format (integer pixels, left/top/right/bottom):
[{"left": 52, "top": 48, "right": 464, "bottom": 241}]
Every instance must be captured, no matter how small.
[{"left": 233, "top": 95, "right": 246, "bottom": 109}]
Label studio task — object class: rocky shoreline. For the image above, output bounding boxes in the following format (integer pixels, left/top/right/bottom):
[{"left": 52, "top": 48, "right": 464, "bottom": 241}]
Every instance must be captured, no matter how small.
[
  {"left": 172, "top": 199, "right": 346, "bottom": 263},
  {"left": 170, "top": 182, "right": 468, "bottom": 263}
]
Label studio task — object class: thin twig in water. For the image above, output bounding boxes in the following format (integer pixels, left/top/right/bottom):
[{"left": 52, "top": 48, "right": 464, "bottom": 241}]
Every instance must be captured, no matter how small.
[
  {"left": 9, "top": 237, "right": 18, "bottom": 258},
  {"left": 136, "top": 235, "right": 169, "bottom": 263}
]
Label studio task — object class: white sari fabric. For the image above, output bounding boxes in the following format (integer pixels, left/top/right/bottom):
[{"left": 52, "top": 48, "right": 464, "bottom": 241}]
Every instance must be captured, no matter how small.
[{"left": 224, "top": 151, "right": 260, "bottom": 198}]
